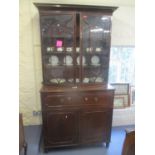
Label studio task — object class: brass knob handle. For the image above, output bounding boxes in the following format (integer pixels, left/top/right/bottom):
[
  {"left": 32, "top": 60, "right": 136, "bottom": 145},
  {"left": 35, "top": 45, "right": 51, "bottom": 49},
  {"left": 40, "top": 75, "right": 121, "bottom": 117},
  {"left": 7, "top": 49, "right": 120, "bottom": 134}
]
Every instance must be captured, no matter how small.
[
  {"left": 65, "top": 115, "right": 68, "bottom": 119},
  {"left": 84, "top": 97, "right": 88, "bottom": 101},
  {"left": 67, "top": 97, "right": 71, "bottom": 101},
  {"left": 94, "top": 97, "right": 98, "bottom": 102}
]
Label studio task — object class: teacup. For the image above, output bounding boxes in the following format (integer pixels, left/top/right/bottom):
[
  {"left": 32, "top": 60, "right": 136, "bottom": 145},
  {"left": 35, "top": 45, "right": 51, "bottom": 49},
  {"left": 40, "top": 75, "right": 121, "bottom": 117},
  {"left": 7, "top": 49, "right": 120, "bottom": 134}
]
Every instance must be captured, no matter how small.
[
  {"left": 76, "top": 47, "right": 80, "bottom": 52},
  {"left": 57, "top": 47, "right": 63, "bottom": 52},
  {"left": 66, "top": 47, "right": 72, "bottom": 52},
  {"left": 86, "top": 47, "right": 93, "bottom": 52},
  {"left": 50, "top": 47, "right": 54, "bottom": 52},
  {"left": 96, "top": 48, "right": 102, "bottom": 52},
  {"left": 47, "top": 47, "right": 51, "bottom": 52}
]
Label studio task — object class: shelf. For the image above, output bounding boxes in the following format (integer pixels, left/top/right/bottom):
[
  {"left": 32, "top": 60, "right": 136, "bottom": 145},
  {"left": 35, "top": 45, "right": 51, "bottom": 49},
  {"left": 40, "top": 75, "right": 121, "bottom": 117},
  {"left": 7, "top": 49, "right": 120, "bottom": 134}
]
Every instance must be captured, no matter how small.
[
  {"left": 45, "top": 52, "right": 74, "bottom": 55},
  {"left": 44, "top": 50, "right": 109, "bottom": 55},
  {"left": 83, "top": 64, "right": 108, "bottom": 68},
  {"left": 45, "top": 64, "right": 81, "bottom": 68}
]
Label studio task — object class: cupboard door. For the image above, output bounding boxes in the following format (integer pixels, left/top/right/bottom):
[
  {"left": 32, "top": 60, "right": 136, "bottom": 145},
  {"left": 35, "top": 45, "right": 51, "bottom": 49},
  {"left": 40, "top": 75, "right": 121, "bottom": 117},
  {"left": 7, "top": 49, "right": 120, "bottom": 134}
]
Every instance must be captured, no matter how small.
[
  {"left": 40, "top": 12, "right": 78, "bottom": 85},
  {"left": 79, "top": 109, "right": 111, "bottom": 144},
  {"left": 43, "top": 110, "right": 78, "bottom": 147},
  {"left": 80, "top": 13, "right": 111, "bottom": 84}
]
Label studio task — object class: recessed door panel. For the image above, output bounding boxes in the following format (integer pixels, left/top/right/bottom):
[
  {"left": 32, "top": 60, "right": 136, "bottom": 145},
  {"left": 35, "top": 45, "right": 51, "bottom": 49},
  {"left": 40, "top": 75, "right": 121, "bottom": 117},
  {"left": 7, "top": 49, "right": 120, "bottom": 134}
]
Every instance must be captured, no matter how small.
[
  {"left": 44, "top": 110, "right": 78, "bottom": 146},
  {"left": 79, "top": 109, "right": 111, "bottom": 143}
]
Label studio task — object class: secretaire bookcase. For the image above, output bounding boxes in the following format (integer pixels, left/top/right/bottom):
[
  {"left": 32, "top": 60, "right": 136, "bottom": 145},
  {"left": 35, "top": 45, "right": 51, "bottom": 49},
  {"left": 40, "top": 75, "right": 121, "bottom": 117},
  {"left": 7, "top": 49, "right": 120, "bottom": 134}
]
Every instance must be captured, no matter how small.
[{"left": 34, "top": 3, "right": 117, "bottom": 152}]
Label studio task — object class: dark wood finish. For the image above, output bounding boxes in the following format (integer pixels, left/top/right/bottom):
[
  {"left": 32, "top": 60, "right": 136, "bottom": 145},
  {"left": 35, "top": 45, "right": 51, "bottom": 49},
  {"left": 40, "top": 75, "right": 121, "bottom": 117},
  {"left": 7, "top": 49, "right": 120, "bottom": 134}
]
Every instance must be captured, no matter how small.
[
  {"left": 122, "top": 130, "right": 135, "bottom": 155},
  {"left": 79, "top": 109, "right": 111, "bottom": 144},
  {"left": 19, "top": 113, "right": 27, "bottom": 155},
  {"left": 34, "top": 3, "right": 117, "bottom": 152},
  {"left": 35, "top": 3, "right": 117, "bottom": 86},
  {"left": 34, "top": 3, "right": 118, "bottom": 13},
  {"left": 44, "top": 110, "right": 78, "bottom": 147},
  {"left": 41, "top": 85, "right": 114, "bottom": 150}
]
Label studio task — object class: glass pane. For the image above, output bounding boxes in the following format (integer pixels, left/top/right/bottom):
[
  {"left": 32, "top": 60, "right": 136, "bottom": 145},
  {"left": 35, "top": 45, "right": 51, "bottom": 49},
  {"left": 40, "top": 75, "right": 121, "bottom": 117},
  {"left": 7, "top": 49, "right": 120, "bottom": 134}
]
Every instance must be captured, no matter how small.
[
  {"left": 40, "top": 13, "right": 76, "bottom": 85},
  {"left": 109, "top": 46, "right": 135, "bottom": 85},
  {"left": 81, "top": 13, "right": 111, "bottom": 84},
  {"left": 41, "top": 13, "right": 74, "bottom": 49}
]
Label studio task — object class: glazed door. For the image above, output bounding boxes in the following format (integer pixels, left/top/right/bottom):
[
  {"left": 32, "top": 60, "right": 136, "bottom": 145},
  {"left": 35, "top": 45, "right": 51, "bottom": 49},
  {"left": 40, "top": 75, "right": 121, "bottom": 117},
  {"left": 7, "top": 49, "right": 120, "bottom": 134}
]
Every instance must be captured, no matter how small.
[
  {"left": 80, "top": 13, "right": 112, "bottom": 84},
  {"left": 44, "top": 110, "right": 78, "bottom": 147},
  {"left": 40, "top": 12, "right": 80, "bottom": 85}
]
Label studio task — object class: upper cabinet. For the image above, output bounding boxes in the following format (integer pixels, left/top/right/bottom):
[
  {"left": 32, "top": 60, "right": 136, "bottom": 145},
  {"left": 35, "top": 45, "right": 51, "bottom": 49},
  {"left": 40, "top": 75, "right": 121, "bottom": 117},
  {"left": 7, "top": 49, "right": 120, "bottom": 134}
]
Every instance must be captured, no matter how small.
[{"left": 35, "top": 4, "right": 117, "bottom": 86}]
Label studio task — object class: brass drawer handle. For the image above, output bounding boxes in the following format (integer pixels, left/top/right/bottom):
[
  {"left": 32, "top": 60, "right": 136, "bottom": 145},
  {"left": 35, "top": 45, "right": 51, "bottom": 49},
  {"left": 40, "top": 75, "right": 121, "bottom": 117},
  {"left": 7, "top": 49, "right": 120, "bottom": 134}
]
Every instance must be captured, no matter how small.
[
  {"left": 67, "top": 97, "right": 71, "bottom": 101},
  {"left": 84, "top": 97, "right": 88, "bottom": 101},
  {"left": 65, "top": 115, "right": 68, "bottom": 119},
  {"left": 94, "top": 97, "right": 98, "bottom": 102}
]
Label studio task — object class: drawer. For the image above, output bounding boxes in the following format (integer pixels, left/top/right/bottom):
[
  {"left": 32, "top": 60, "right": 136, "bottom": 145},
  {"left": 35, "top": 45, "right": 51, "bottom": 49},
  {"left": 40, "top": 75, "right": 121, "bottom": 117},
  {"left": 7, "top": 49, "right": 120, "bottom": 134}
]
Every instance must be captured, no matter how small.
[
  {"left": 81, "top": 92, "right": 113, "bottom": 107},
  {"left": 42, "top": 93, "right": 80, "bottom": 107},
  {"left": 41, "top": 91, "right": 114, "bottom": 108}
]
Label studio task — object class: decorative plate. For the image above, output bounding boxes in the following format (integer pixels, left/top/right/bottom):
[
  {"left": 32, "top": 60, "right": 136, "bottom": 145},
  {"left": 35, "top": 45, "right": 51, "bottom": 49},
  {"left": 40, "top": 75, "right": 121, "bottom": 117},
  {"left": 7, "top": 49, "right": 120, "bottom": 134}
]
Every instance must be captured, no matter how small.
[
  {"left": 49, "top": 56, "right": 59, "bottom": 66},
  {"left": 91, "top": 55, "right": 100, "bottom": 65},
  {"left": 64, "top": 55, "right": 73, "bottom": 65},
  {"left": 77, "top": 56, "right": 86, "bottom": 65}
]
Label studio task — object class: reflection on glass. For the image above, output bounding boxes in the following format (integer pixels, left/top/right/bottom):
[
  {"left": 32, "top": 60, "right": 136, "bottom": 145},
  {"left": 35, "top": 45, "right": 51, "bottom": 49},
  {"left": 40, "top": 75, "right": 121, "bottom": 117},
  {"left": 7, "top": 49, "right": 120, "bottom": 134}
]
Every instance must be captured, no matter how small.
[
  {"left": 101, "top": 17, "right": 109, "bottom": 21},
  {"left": 90, "top": 28, "right": 103, "bottom": 32},
  {"left": 81, "top": 13, "right": 111, "bottom": 84}
]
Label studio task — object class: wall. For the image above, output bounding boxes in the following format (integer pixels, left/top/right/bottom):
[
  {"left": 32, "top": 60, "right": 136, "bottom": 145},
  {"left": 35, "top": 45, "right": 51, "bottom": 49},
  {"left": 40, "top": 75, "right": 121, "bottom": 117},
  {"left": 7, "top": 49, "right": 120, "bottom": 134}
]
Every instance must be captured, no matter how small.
[{"left": 19, "top": 0, "right": 135, "bottom": 125}]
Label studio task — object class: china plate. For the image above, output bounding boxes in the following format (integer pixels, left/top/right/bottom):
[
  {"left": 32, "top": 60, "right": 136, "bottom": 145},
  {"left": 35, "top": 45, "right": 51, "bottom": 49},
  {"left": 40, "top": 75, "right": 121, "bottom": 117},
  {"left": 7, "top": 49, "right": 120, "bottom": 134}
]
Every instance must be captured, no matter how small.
[
  {"left": 91, "top": 55, "right": 100, "bottom": 65},
  {"left": 49, "top": 56, "right": 59, "bottom": 66},
  {"left": 64, "top": 55, "right": 73, "bottom": 65},
  {"left": 77, "top": 56, "right": 86, "bottom": 65}
]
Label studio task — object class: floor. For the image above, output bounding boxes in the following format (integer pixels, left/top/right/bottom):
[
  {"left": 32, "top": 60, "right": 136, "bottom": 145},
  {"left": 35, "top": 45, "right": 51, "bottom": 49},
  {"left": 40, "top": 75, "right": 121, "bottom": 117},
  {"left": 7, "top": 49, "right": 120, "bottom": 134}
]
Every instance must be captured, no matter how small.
[{"left": 20, "top": 125, "right": 134, "bottom": 155}]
